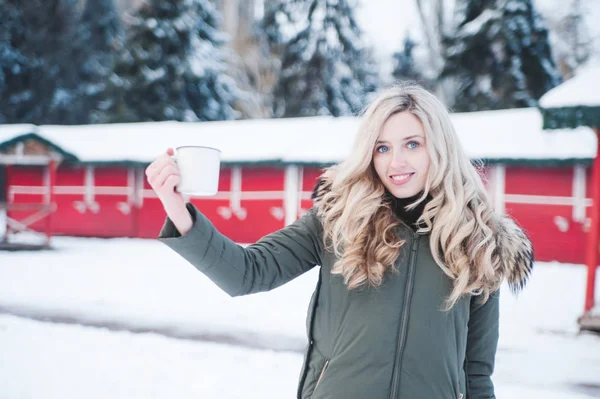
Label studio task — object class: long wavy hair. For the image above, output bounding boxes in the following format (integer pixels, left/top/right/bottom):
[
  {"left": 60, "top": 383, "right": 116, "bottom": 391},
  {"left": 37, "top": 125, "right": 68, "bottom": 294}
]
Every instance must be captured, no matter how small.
[{"left": 315, "top": 83, "right": 504, "bottom": 309}]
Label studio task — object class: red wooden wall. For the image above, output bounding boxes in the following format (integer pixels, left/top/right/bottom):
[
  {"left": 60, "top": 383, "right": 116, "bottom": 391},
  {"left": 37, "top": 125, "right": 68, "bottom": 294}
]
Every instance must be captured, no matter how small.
[
  {"left": 5, "top": 163, "right": 594, "bottom": 264},
  {"left": 504, "top": 166, "right": 589, "bottom": 264}
]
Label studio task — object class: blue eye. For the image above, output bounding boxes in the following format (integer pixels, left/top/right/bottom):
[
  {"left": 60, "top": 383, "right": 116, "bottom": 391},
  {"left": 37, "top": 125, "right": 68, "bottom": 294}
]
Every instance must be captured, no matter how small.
[
  {"left": 407, "top": 141, "right": 419, "bottom": 149},
  {"left": 376, "top": 145, "right": 389, "bottom": 153}
]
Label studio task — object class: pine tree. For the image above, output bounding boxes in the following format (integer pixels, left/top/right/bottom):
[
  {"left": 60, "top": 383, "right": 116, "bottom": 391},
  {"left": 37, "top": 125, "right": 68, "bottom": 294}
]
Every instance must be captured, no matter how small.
[
  {"left": 108, "top": 0, "right": 239, "bottom": 122},
  {"left": 0, "top": 1, "right": 30, "bottom": 124},
  {"left": 74, "top": 0, "right": 122, "bottom": 123},
  {"left": 392, "top": 34, "right": 422, "bottom": 83},
  {"left": 442, "top": 0, "right": 562, "bottom": 112},
  {"left": 264, "top": 0, "right": 380, "bottom": 118},
  {"left": 541, "top": 0, "right": 593, "bottom": 78},
  {"left": 0, "top": 0, "right": 83, "bottom": 124}
]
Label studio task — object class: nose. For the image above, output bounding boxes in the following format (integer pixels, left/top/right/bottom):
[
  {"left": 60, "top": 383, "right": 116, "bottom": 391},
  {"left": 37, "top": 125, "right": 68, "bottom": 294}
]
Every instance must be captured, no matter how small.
[{"left": 390, "top": 149, "right": 409, "bottom": 170}]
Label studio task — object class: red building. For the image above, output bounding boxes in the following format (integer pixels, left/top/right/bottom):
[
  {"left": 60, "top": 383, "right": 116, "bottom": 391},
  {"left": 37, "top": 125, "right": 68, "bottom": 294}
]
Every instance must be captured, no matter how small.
[{"left": 0, "top": 109, "right": 597, "bottom": 265}]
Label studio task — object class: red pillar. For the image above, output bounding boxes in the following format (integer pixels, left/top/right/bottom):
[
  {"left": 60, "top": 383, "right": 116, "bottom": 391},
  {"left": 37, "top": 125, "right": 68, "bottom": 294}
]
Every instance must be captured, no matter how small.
[
  {"left": 584, "top": 129, "right": 600, "bottom": 313},
  {"left": 45, "top": 159, "right": 57, "bottom": 245}
]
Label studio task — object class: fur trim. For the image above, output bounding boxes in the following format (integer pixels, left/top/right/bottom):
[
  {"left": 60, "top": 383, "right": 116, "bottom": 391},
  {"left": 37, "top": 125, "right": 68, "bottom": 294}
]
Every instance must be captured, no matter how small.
[
  {"left": 311, "top": 178, "right": 534, "bottom": 292},
  {"left": 310, "top": 178, "right": 330, "bottom": 203},
  {"left": 492, "top": 215, "right": 534, "bottom": 294}
]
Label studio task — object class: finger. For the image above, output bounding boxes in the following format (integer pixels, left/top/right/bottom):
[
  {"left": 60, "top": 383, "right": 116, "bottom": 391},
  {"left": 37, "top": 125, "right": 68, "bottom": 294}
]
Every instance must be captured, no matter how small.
[
  {"left": 146, "top": 155, "right": 177, "bottom": 180},
  {"left": 146, "top": 150, "right": 175, "bottom": 176},
  {"left": 149, "top": 165, "right": 179, "bottom": 190},
  {"left": 163, "top": 174, "right": 181, "bottom": 193},
  {"left": 152, "top": 165, "right": 180, "bottom": 190},
  {"left": 146, "top": 158, "right": 162, "bottom": 177}
]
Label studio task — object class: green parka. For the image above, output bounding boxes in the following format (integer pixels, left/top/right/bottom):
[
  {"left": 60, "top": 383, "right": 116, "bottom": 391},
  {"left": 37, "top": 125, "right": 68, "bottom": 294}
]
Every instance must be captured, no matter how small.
[{"left": 159, "top": 194, "right": 533, "bottom": 399}]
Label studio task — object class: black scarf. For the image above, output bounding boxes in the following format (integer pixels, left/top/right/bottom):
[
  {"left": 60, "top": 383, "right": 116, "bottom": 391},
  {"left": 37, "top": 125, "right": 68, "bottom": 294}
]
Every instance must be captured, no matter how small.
[{"left": 387, "top": 190, "right": 430, "bottom": 231}]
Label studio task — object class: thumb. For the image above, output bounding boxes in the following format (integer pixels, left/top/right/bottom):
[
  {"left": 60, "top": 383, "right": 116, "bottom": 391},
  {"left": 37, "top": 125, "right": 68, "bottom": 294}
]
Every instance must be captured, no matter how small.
[{"left": 166, "top": 148, "right": 175, "bottom": 156}]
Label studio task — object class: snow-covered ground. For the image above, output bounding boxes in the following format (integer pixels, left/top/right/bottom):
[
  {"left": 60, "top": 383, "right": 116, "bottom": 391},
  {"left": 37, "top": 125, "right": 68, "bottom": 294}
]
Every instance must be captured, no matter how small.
[{"left": 1, "top": 236, "right": 599, "bottom": 398}]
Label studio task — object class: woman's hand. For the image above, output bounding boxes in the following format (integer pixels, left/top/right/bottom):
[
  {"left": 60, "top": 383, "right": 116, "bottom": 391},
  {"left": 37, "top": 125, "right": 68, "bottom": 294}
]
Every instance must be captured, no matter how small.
[{"left": 146, "top": 148, "right": 193, "bottom": 235}]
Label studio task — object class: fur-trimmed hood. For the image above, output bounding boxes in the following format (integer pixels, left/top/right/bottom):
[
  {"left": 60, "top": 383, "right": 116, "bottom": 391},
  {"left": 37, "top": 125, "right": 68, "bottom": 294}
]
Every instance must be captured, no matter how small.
[
  {"left": 490, "top": 214, "right": 534, "bottom": 293},
  {"left": 310, "top": 178, "right": 534, "bottom": 293}
]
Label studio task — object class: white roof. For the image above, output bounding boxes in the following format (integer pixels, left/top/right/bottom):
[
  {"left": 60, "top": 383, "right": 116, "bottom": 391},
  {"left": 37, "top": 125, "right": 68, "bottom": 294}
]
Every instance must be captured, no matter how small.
[
  {"left": 540, "top": 63, "right": 600, "bottom": 109},
  {"left": 0, "top": 124, "right": 37, "bottom": 141},
  {"left": 453, "top": 108, "right": 595, "bottom": 160},
  {"left": 0, "top": 108, "right": 596, "bottom": 165}
]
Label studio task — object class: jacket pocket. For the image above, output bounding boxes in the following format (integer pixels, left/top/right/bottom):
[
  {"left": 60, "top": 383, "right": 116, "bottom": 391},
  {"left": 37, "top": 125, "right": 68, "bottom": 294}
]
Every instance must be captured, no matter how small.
[{"left": 313, "top": 359, "right": 329, "bottom": 395}]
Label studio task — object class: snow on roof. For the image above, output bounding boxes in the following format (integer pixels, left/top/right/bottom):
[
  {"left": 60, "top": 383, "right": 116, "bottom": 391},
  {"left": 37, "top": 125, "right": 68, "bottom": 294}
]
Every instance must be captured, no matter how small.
[
  {"left": 0, "top": 124, "right": 38, "bottom": 142},
  {"left": 453, "top": 108, "right": 595, "bottom": 160},
  {"left": 540, "top": 63, "right": 600, "bottom": 109},
  {"left": 0, "top": 108, "right": 596, "bottom": 165},
  {"left": 34, "top": 117, "right": 360, "bottom": 164}
]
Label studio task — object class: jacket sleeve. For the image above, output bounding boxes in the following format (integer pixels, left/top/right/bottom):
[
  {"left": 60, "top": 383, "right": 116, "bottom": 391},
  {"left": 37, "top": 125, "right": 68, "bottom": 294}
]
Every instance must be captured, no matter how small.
[
  {"left": 158, "top": 203, "right": 323, "bottom": 297},
  {"left": 465, "top": 290, "right": 500, "bottom": 399}
]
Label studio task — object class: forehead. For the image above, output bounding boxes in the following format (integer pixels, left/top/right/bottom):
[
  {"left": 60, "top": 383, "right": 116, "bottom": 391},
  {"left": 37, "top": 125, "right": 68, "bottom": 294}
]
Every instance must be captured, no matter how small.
[{"left": 378, "top": 111, "right": 425, "bottom": 140}]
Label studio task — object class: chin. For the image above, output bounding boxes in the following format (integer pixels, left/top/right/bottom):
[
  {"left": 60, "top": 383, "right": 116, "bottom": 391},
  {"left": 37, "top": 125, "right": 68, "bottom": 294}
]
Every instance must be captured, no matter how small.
[{"left": 387, "top": 186, "right": 421, "bottom": 199}]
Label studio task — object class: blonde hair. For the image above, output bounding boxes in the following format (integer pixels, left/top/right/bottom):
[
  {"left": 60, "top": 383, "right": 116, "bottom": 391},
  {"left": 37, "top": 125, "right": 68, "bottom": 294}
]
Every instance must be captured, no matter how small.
[{"left": 316, "top": 83, "right": 504, "bottom": 309}]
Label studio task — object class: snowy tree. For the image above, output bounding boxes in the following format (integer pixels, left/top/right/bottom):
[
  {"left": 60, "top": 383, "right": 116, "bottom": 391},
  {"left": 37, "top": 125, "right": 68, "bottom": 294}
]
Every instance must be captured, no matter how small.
[
  {"left": 539, "top": 0, "right": 594, "bottom": 78},
  {"left": 107, "top": 0, "right": 240, "bottom": 122},
  {"left": 0, "top": 2, "right": 29, "bottom": 124},
  {"left": 442, "top": 0, "right": 562, "bottom": 112},
  {"left": 392, "top": 34, "right": 425, "bottom": 84},
  {"left": 414, "top": 0, "right": 456, "bottom": 101},
  {"left": 74, "top": 0, "right": 122, "bottom": 123},
  {"left": 0, "top": 0, "right": 84, "bottom": 124},
  {"left": 224, "top": 24, "right": 280, "bottom": 118},
  {"left": 264, "top": 0, "right": 380, "bottom": 118}
]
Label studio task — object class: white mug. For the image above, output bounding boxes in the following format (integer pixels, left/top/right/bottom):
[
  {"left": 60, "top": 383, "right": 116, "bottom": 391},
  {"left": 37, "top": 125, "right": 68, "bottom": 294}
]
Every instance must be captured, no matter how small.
[{"left": 172, "top": 146, "right": 221, "bottom": 196}]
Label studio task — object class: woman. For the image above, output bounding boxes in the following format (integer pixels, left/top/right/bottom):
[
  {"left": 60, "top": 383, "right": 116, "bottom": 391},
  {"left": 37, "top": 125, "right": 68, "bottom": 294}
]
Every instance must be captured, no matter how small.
[{"left": 146, "top": 84, "right": 533, "bottom": 399}]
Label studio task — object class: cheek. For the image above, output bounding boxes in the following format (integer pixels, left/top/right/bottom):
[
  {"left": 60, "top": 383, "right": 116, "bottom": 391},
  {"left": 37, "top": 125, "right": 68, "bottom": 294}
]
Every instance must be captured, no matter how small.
[
  {"left": 416, "top": 150, "right": 431, "bottom": 175},
  {"left": 372, "top": 156, "right": 387, "bottom": 179},
  {"left": 421, "top": 157, "right": 431, "bottom": 175}
]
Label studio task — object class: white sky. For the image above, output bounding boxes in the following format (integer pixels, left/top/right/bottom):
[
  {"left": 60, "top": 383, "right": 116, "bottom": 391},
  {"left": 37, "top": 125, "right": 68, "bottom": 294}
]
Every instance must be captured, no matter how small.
[{"left": 356, "top": 0, "right": 421, "bottom": 57}]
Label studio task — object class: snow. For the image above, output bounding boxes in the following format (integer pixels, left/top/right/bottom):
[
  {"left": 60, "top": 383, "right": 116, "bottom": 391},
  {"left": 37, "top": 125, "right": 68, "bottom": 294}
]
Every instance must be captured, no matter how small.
[
  {"left": 540, "top": 62, "right": 600, "bottom": 108},
  {"left": 453, "top": 108, "right": 596, "bottom": 160},
  {"left": 0, "top": 108, "right": 596, "bottom": 166},
  {"left": 0, "top": 123, "right": 37, "bottom": 142},
  {"left": 459, "top": 9, "right": 500, "bottom": 37},
  {"left": 0, "top": 236, "right": 599, "bottom": 398},
  {"left": 0, "top": 237, "right": 315, "bottom": 352},
  {"left": 0, "top": 315, "right": 302, "bottom": 399}
]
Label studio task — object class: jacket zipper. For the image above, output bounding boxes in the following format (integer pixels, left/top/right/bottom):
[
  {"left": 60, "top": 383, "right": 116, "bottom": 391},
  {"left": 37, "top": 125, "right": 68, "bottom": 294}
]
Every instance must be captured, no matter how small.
[
  {"left": 389, "top": 231, "right": 419, "bottom": 399},
  {"left": 314, "top": 359, "right": 329, "bottom": 393}
]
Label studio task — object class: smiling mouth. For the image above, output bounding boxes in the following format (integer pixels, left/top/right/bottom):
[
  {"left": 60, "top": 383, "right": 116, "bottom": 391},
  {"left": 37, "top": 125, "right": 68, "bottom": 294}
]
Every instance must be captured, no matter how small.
[{"left": 389, "top": 173, "right": 415, "bottom": 184}]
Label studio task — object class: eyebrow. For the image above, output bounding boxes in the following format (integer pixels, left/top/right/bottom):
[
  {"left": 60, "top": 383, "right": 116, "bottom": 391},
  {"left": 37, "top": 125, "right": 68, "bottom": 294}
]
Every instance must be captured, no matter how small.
[{"left": 376, "top": 135, "right": 424, "bottom": 144}]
